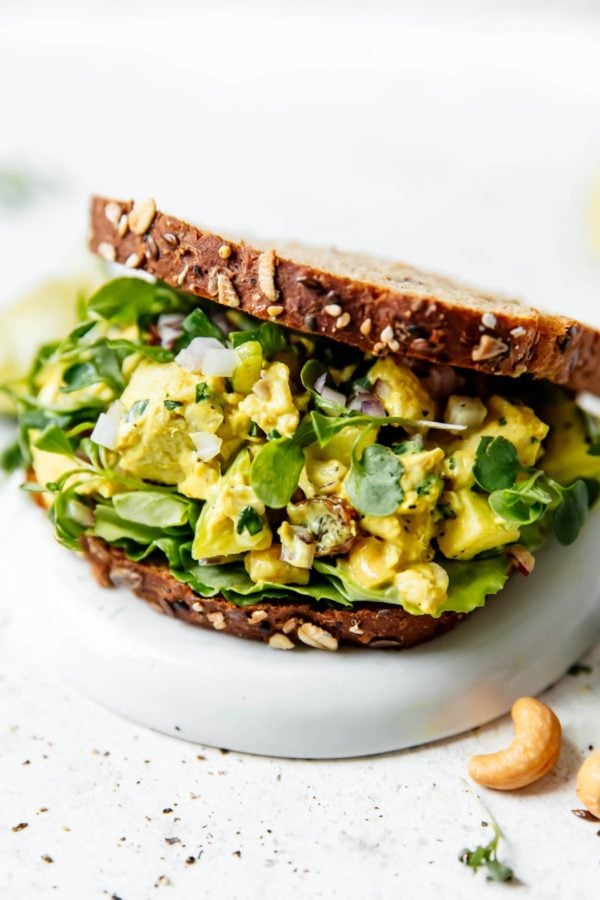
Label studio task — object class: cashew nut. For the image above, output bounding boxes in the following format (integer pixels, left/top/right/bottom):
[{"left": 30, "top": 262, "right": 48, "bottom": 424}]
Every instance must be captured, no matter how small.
[
  {"left": 468, "top": 697, "right": 562, "bottom": 790},
  {"left": 576, "top": 750, "right": 600, "bottom": 819}
]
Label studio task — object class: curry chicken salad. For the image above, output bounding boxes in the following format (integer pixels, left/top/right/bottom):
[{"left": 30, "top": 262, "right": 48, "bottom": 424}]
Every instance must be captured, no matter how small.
[{"left": 5, "top": 276, "right": 600, "bottom": 620}]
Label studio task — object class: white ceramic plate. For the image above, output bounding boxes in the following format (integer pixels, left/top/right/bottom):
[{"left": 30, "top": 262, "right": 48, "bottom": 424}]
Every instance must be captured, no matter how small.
[{"left": 4, "top": 484, "right": 599, "bottom": 758}]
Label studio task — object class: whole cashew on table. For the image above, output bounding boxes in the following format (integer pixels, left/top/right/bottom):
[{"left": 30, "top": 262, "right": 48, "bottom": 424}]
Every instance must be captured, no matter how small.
[
  {"left": 468, "top": 697, "right": 600, "bottom": 821},
  {"left": 468, "top": 697, "right": 562, "bottom": 791}
]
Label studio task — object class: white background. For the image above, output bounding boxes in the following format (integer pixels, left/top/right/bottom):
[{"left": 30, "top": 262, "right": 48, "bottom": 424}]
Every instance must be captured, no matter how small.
[{"left": 1, "top": 2, "right": 599, "bottom": 898}]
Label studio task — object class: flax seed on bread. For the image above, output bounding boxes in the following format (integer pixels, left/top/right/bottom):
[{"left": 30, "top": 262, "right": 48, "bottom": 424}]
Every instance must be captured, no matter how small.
[{"left": 89, "top": 195, "right": 600, "bottom": 395}]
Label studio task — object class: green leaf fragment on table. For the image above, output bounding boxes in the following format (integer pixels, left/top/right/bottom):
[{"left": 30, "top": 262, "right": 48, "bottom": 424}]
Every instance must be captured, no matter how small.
[{"left": 459, "top": 812, "right": 514, "bottom": 883}]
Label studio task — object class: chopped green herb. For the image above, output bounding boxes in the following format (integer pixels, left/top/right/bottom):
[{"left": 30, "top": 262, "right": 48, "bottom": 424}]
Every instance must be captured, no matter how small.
[
  {"left": 267, "top": 429, "right": 281, "bottom": 441},
  {"left": 195, "top": 383, "right": 211, "bottom": 402},
  {"left": 437, "top": 502, "right": 457, "bottom": 520},
  {"left": 126, "top": 399, "right": 149, "bottom": 422},
  {"left": 459, "top": 807, "right": 514, "bottom": 882},
  {"left": 416, "top": 473, "right": 437, "bottom": 496},
  {"left": 488, "top": 471, "right": 553, "bottom": 525},
  {"left": 164, "top": 399, "right": 183, "bottom": 411},
  {"left": 392, "top": 437, "right": 424, "bottom": 455},
  {"left": 248, "top": 421, "right": 262, "bottom": 437},
  {"left": 236, "top": 506, "right": 264, "bottom": 536}
]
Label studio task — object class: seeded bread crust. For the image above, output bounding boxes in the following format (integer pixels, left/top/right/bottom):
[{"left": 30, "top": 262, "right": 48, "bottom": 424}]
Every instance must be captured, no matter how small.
[
  {"left": 90, "top": 195, "right": 600, "bottom": 394},
  {"left": 81, "top": 537, "right": 463, "bottom": 650}
]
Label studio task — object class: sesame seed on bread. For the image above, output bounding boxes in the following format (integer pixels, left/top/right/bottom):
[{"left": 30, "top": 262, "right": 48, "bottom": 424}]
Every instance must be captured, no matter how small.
[{"left": 89, "top": 195, "right": 600, "bottom": 395}]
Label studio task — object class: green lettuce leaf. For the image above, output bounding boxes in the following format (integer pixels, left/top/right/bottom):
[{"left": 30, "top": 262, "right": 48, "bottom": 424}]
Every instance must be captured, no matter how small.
[{"left": 437, "top": 557, "right": 510, "bottom": 615}]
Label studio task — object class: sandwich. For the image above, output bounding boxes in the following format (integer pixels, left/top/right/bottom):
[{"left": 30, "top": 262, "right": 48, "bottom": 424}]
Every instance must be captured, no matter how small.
[{"left": 3, "top": 195, "right": 600, "bottom": 651}]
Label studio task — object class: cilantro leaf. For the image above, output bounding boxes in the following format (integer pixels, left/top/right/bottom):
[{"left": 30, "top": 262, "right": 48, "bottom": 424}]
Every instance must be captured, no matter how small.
[
  {"left": 33, "top": 426, "right": 74, "bottom": 457},
  {"left": 231, "top": 322, "right": 287, "bottom": 356},
  {"left": 177, "top": 308, "right": 226, "bottom": 347},
  {"left": 250, "top": 416, "right": 317, "bottom": 508},
  {"left": 459, "top": 810, "right": 514, "bottom": 883},
  {"left": 61, "top": 344, "right": 125, "bottom": 394},
  {"left": 126, "top": 399, "right": 149, "bottom": 422},
  {"left": 236, "top": 506, "right": 263, "bottom": 536},
  {"left": 345, "top": 443, "right": 404, "bottom": 516},
  {"left": 552, "top": 479, "right": 589, "bottom": 545},
  {"left": 488, "top": 471, "right": 553, "bottom": 525},
  {"left": 250, "top": 438, "right": 306, "bottom": 509},
  {"left": 104, "top": 339, "right": 173, "bottom": 363},
  {"left": 473, "top": 436, "right": 520, "bottom": 492},
  {"left": 195, "top": 383, "right": 211, "bottom": 402},
  {"left": 86, "top": 278, "right": 184, "bottom": 324}
]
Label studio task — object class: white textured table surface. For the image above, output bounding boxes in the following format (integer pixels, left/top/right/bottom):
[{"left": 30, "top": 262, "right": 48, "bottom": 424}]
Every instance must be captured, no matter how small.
[
  {"left": 0, "top": 570, "right": 598, "bottom": 899},
  {"left": 2, "top": 4, "right": 600, "bottom": 897}
]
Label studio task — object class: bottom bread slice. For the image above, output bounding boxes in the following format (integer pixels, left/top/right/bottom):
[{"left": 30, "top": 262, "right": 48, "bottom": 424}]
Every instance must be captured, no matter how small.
[{"left": 82, "top": 537, "right": 464, "bottom": 650}]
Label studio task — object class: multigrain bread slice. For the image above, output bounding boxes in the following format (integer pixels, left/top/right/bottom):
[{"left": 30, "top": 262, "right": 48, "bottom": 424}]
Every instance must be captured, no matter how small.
[
  {"left": 90, "top": 195, "right": 600, "bottom": 395},
  {"left": 82, "top": 537, "right": 463, "bottom": 650}
]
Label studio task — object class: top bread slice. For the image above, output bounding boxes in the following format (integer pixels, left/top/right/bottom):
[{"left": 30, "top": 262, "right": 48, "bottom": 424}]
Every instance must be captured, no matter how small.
[{"left": 89, "top": 196, "right": 600, "bottom": 395}]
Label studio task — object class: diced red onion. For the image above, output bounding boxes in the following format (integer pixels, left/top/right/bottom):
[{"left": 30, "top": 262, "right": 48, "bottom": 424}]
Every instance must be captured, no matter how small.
[
  {"left": 361, "top": 397, "right": 386, "bottom": 418},
  {"left": 422, "top": 365, "right": 465, "bottom": 400},
  {"left": 314, "top": 372, "right": 327, "bottom": 393},
  {"left": 190, "top": 431, "right": 223, "bottom": 461},
  {"left": 157, "top": 314, "right": 184, "bottom": 349},
  {"left": 158, "top": 313, "right": 184, "bottom": 328},
  {"left": 202, "top": 347, "right": 239, "bottom": 377},
  {"left": 348, "top": 396, "right": 363, "bottom": 412},
  {"left": 507, "top": 544, "right": 535, "bottom": 577},
  {"left": 175, "top": 337, "right": 223, "bottom": 372},
  {"left": 211, "top": 310, "right": 235, "bottom": 335},
  {"left": 252, "top": 377, "right": 270, "bottom": 401},
  {"left": 280, "top": 527, "right": 315, "bottom": 569},
  {"left": 320, "top": 386, "right": 346, "bottom": 407}
]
